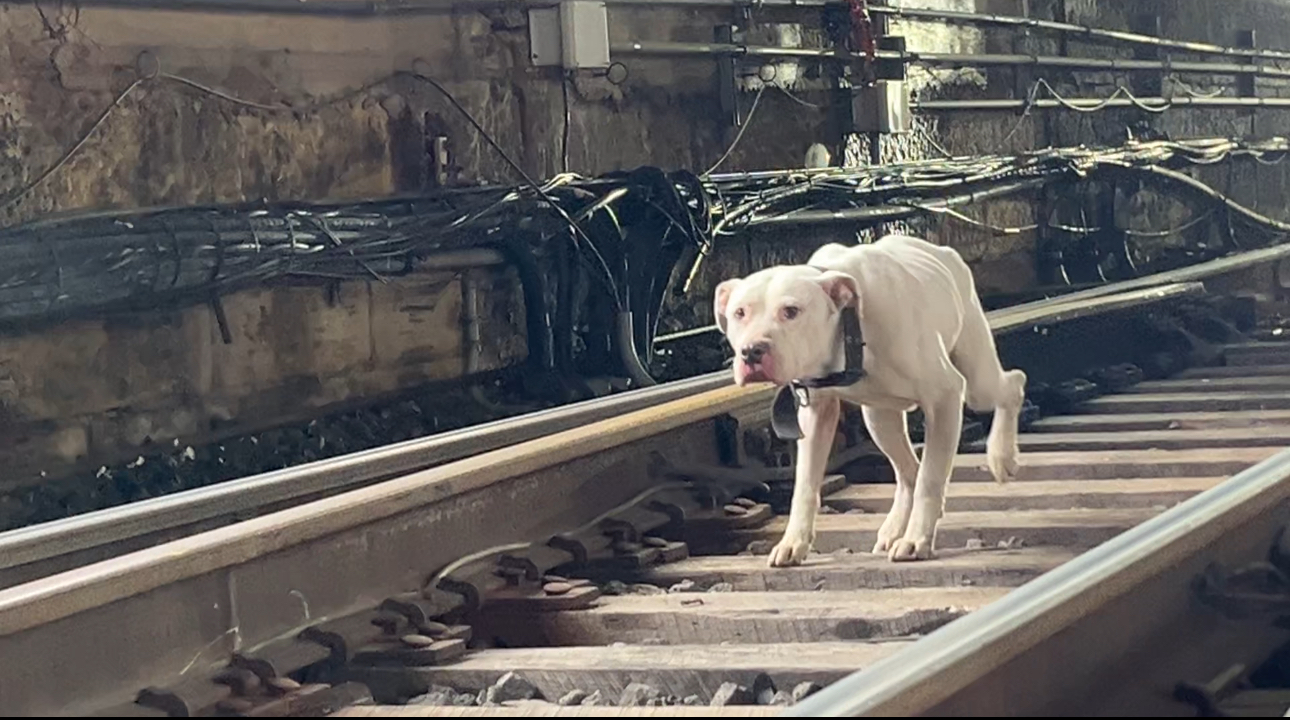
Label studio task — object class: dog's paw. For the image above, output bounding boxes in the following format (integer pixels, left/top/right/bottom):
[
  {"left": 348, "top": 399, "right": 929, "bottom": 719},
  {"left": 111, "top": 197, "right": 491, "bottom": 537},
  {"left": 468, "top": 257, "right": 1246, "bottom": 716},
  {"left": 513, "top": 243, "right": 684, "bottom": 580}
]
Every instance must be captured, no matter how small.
[
  {"left": 872, "top": 509, "right": 910, "bottom": 554},
  {"left": 767, "top": 537, "right": 812, "bottom": 567},
  {"left": 987, "top": 446, "right": 1020, "bottom": 484},
  {"left": 888, "top": 535, "right": 935, "bottom": 562},
  {"left": 872, "top": 527, "right": 902, "bottom": 555}
]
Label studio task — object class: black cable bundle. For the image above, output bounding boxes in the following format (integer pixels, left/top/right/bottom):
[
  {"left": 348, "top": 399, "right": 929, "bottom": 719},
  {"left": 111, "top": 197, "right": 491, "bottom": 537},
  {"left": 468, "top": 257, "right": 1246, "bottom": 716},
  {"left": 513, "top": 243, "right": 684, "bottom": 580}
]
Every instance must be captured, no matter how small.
[{"left": 1, "top": 136, "right": 1286, "bottom": 388}]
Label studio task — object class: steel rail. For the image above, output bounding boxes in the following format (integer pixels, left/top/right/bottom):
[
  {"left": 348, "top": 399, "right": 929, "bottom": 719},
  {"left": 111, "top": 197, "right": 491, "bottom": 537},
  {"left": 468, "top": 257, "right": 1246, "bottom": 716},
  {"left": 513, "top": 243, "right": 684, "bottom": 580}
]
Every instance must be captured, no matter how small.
[
  {"left": 0, "top": 381, "right": 771, "bottom": 638},
  {"left": 786, "top": 444, "right": 1290, "bottom": 717},
  {"left": 656, "top": 244, "right": 1290, "bottom": 345},
  {"left": 0, "top": 370, "right": 730, "bottom": 586}
]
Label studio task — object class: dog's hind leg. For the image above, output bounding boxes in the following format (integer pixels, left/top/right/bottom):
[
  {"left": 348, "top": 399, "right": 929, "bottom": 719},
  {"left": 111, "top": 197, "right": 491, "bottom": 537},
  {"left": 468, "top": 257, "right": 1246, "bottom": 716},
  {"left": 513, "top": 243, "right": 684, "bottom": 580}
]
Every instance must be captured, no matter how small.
[
  {"left": 891, "top": 352, "right": 966, "bottom": 562},
  {"left": 951, "top": 293, "right": 1026, "bottom": 484},
  {"left": 926, "top": 241, "right": 1026, "bottom": 484},
  {"left": 953, "top": 311, "right": 1026, "bottom": 484},
  {"left": 863, "top": 406, "right": 920, "bottom": 555}
]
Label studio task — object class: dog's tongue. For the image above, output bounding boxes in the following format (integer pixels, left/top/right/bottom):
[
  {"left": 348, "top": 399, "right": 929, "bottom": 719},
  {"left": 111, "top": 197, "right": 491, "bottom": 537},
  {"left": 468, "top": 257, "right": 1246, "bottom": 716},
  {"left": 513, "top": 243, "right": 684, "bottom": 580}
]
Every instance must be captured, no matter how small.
[{"left": 734, "top": 357, "right": 775, "bottom": 385}]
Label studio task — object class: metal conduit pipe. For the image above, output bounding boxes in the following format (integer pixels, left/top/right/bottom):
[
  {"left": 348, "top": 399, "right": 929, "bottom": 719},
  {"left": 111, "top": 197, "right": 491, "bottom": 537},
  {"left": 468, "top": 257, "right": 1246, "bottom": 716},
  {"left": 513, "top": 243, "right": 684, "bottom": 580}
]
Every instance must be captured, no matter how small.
[
  {"left": 609, "top": 1, "right": 1290, "bottom": 63},
  {"left": 416, "top": 247, "right": 506, "bottom": 270},
  {"left": 863, "top": 3, "right": 1290, "bottom": 63},
  {"left": 916, "top": 96, "right": 1290, "bottom": 111},
  {"left": 61, "top": 0, "right": 494, "bottom": 15},
  {"left": 611, "top": 41, "right": 1290, "bottom": 81},
  {"left": 61, "top": 0, "right": 1290, "bottom": 65},
  {"left": 616, "top": 310, "right": 658, "bottom": 388},
  {"left": 462, "top": 269, "right": 485, "bottom": 378}
]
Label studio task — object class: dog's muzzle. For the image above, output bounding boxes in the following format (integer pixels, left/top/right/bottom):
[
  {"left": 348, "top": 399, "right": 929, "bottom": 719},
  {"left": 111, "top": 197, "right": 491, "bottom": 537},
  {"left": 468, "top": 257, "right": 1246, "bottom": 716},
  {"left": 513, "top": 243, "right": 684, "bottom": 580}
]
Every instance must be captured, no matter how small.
[{"left": 769, "top": 304, "right": 866, "bottom": 441}]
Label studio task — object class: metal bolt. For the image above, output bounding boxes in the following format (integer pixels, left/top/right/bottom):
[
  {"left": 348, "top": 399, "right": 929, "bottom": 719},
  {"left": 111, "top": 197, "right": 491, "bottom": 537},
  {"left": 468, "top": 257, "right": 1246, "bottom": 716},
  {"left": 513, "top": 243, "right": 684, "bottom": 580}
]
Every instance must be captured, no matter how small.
[
  {"left": 267, "top": 677, "right": 302, "bottom": 695},
  {"left": 418, "top": 620, "right": 449, "bottom": 637},
  {"left": 543, "top": 582, "right": 574, "bottom": 596},
  {"left": 400, "top": 634, "right": 437, "bottom": 648}
]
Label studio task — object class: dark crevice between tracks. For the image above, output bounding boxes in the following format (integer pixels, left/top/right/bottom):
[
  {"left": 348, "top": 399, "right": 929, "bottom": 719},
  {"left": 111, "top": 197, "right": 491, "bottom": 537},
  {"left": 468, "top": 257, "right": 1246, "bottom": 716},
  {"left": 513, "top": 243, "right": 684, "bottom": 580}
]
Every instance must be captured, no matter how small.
[{"left": 0, "top": 370, "right": 560, "bottom": 533}]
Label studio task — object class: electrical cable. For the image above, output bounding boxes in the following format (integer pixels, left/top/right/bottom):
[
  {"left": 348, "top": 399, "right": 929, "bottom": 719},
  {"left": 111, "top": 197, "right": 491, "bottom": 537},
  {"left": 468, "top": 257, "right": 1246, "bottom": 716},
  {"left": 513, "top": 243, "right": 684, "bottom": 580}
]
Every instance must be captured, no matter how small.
[
  {"left": 561, "top": 72, "right": 572, "bottom": 174},
  {"left": 159, "top": 71, "right": 392, "bottom": 113},
  {"left": 918, "top": 124, "right": 955, "bottom": 158},
  {"left": 401, "top": 71, "right": 627, "bottom": 311},
  {"left": 1028, "top": 78, "right": 1169, "bottom": 114},
  {"left": 773, "top": 83, "right": 824, "bottom": 109},
  {"left": 1001, "top": 76, "right": 1173, "bottom": 148},
  {"left": 0, "top": 61, "right": 629, "bottom": 311},
  {"left": 1124, "top": 211, "right": 1214, "bottom": 238},
  {"left": 0, "top": 78, "right": 142, "bottom": 212},
  {"left": 704, "top": 86, "right": 766, "bottom": 177}
]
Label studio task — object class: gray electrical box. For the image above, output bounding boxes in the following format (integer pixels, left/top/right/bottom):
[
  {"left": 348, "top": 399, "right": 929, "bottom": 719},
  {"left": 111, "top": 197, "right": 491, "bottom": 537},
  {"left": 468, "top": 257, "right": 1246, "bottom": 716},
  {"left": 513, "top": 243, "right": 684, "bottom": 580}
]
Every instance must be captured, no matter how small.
[
  {"left": 529, "top": 1, "right": 611, "bottom": 69},
  {"left": 848, "top": 81, "right": 912, "bottom": 134}
]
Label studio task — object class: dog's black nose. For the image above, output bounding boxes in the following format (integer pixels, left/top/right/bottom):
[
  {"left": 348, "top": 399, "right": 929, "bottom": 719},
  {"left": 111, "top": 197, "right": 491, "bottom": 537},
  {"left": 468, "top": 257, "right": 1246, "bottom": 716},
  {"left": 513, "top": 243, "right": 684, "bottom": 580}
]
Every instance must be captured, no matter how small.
[{"left": 741, "top": 342, "right": 768, "bottom": 364}]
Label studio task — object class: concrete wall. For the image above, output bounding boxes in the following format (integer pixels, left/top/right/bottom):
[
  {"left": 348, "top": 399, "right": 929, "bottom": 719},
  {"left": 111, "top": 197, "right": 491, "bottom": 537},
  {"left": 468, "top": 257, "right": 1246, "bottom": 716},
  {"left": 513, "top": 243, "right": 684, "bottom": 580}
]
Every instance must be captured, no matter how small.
[{"left": 2, "top": 0, "right": 1290, "bottom": 479}]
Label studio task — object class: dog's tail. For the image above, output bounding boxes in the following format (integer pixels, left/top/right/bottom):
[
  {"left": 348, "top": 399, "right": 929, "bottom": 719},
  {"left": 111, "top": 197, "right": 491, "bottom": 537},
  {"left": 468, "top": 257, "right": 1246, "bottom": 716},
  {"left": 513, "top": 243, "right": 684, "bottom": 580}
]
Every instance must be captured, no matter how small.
[{"left": 985, "top": 369, "right": 1027, "bottom": 484}]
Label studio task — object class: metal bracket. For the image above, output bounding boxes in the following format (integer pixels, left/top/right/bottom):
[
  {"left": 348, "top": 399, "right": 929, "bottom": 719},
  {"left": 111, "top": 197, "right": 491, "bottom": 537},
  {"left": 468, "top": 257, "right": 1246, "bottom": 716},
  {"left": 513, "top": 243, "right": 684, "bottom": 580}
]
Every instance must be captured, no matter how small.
[
  {"left": 1237, "top": 30, "right": 1258, "bottom": 100},
  {"left": 1130, "top": 14, "right": 1165, "bottom": 99},
  {"left": 1194, "top": 527, "right": 1290, "bottom": 621},
  {"left": 1236, "top": 29, "right": 1258, "bottom": 135},
  {"left": 488, "top": 581, "right": 602, "bottom": 612},
  {"left": 210, "top": 293, "right": 233, "bottom": 345},
  {"left": 874, "top": 35, "right": 906, "bottom": 82},
  {"left": 715, "top": 413, "right": 743, "bottom": 467},
  {"left": 1175, "top": 664, "right": 1247, "bottom": 717},
  {"left": 714, "top": 23, "right": 742, "bottom": 129},
  {"left": 1011, "top": 0, "right": 1034, "bottom": 106},
  {"left": 426, "top": 133, "right": 449, "bottom": 190}
]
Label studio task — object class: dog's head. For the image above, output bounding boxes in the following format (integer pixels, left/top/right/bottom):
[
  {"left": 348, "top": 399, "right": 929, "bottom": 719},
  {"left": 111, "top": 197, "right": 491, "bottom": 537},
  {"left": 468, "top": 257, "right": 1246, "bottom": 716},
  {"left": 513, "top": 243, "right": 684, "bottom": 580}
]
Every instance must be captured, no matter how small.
[{"left": 713, "top": 265, "right": 861, "bottom": 387}]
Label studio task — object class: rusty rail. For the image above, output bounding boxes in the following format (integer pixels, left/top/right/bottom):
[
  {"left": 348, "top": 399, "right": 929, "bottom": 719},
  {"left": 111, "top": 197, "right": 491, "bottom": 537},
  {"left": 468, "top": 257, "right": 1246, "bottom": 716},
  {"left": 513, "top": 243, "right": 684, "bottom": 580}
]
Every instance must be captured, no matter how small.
[{"left": 0, "top": 372, "right": 730, "bottom": 589}]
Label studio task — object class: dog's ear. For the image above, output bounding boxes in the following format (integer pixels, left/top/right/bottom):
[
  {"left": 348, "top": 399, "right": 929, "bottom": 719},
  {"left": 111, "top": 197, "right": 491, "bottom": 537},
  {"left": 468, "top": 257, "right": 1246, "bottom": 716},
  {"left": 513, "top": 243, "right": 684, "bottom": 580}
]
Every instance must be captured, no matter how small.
[
  {"left": 713, "top": 279, "right": 741, "bottom": 335},
  {"left": 815, "top": 271, "right": 861, "bottom": 315}
]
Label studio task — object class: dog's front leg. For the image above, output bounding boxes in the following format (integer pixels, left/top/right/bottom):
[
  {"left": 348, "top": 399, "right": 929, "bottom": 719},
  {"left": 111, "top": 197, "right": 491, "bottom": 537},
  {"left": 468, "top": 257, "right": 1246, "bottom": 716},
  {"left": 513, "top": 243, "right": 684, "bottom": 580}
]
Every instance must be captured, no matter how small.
[
  {"left": 768, "top": 395, "right": 841, "bottom": 568},
  {"left": 890, "top": 387, "right": 963, "bottom": 562}
]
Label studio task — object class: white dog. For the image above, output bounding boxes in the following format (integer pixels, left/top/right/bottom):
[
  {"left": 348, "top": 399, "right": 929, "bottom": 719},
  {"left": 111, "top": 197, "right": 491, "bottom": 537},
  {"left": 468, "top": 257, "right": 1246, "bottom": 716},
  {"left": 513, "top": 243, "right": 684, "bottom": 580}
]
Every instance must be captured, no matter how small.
[{"left": 714, "top": 234, "right": 1026, "bottom": 566}]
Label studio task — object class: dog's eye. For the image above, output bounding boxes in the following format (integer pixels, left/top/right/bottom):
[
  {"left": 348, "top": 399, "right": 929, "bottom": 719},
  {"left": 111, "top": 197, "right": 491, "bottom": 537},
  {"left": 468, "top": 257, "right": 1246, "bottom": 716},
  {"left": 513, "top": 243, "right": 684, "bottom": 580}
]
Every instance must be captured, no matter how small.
[
  {"left": 733, "top": 308, "right": 746, "bottom": 320},
  {"left": 782, "top": 306, "right": 800, "bottom": 320}
]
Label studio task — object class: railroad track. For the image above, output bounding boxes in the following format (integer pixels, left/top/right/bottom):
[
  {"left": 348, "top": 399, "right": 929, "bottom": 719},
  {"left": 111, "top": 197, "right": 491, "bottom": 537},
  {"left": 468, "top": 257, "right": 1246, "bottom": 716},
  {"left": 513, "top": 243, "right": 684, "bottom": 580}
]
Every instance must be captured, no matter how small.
[
  {"left": 5, "top": 248, "right": 1290, "bottom": 717},
  {"left": 327, "top": 338, "right": 1290, "bottom": 718}
]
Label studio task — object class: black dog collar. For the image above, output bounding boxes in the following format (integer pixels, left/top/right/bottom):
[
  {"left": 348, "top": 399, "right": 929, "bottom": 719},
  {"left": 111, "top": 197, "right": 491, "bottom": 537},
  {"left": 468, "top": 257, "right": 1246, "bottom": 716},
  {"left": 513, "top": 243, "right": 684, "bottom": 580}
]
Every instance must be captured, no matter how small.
[{"left": 769, "top": 290, "right": 866, "bottom": 441}]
